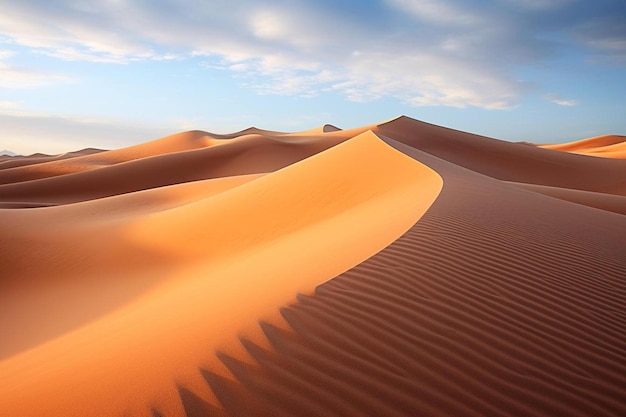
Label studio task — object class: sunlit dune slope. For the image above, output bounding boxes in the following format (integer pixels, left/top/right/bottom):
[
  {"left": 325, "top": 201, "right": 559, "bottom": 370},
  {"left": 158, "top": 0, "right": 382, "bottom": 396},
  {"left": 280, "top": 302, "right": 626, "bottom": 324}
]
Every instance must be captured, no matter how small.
[
  {"left": 0, "top": 116, "right": 624, "bottom": 417},
  {"left": 540, "top": 135, "right": 626, "bottom": 159},
  {"left": 0, "top": 130, "right": 442, "bottom": 417}
]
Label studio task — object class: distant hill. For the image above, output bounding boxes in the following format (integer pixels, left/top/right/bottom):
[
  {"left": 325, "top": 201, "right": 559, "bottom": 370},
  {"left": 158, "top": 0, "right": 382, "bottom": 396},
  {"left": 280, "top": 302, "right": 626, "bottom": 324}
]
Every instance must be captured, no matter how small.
[{"left": 0, "top": 149, "right": 19, "bottom": 157}]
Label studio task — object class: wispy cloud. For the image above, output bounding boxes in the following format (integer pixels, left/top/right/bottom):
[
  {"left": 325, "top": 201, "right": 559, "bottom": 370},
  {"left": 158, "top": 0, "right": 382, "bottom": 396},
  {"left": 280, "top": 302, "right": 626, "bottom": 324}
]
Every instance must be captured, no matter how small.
[
  {"left": 498, "top": 0, "right": 576, "bottom": 11},
  {"left": 544, "top": 94, "right": 578, "bottom": 106},
  {"left": 386, "top": 0, "right": 483, "bottom": 26},
  {"left": 572, "top": 15, "right": 626, "bottom": 65},
  {"left": 0, "top": 49, "right": 72, "bottom": 88},
  {"left": 0, "top": 0, "right": 623, "bottom": 107},
  {"left": 0, "top": 106, "right": 173, "bottom": 155},
  {"left": 0, "top": 101, "right": 20, "bottom": 110}
]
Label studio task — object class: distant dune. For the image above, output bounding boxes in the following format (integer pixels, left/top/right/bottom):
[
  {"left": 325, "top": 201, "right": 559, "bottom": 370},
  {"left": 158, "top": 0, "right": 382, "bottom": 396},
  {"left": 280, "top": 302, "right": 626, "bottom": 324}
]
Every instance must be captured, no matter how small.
[
  {"left": 1, "top": 116, "right": 624, "bottom": 417},
  {"left": 540, "top": 134, "right": 626, "bottom": 159}
]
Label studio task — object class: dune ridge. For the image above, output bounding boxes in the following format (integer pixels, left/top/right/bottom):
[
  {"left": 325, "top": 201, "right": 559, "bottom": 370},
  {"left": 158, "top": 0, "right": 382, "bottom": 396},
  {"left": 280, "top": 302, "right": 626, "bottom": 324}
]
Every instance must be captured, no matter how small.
[{"left": 1, "top": 116, "right": 625, "bottom": 416}]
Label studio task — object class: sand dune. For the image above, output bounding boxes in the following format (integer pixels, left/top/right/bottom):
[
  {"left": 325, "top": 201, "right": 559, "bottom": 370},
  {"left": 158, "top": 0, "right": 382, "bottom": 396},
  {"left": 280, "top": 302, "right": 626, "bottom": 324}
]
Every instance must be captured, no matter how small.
[
  {"left": 0, "top": 132, "right": 348, "bottom": 205},
  {"left": 374, "top": 117, "right": 626, "bottom": 195},
  {"left": 0, "top": 130, "right": 215, "bottom": 185},
  {"left": 540, "top": 135, "right": 626, "bottom": 159},
  {"left": 1, "top": 116, "right": 624, "bottom": 417},
  {"left": 0, "top": 148, "right": 105, "bottom": 171},
  {"left": 507, "top": 181, "right": 626, "bottom": 215}
]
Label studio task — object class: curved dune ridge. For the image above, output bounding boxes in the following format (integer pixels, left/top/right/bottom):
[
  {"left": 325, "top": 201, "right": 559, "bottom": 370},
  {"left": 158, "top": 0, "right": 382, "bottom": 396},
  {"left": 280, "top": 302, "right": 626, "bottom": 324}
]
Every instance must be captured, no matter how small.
[{"left": 0, "top": 116, "right": 625, "bottom": 417}]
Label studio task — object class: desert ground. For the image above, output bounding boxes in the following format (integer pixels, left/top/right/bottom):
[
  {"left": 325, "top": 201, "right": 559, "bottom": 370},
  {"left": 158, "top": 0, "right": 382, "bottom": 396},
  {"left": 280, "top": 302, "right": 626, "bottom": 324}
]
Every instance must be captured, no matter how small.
[{"left": 1, "top": 116, "right": 625, "bottom": 416}]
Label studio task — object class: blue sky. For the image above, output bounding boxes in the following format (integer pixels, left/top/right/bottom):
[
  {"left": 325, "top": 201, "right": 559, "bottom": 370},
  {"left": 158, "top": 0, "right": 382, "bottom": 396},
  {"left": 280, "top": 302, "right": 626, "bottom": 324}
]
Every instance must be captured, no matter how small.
[{"left": 1, "top": 0, "right": 625, "bottom": 154}]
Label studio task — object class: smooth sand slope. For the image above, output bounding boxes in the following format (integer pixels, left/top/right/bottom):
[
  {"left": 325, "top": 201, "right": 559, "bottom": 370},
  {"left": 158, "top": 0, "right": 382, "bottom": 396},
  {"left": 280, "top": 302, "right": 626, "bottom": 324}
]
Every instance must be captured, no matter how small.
[
  {"left": 540, "top": 135, "right": 626, "bottom": 159},
  {"left": 1, "top": 116, "right": 625, "bottom": 417}
]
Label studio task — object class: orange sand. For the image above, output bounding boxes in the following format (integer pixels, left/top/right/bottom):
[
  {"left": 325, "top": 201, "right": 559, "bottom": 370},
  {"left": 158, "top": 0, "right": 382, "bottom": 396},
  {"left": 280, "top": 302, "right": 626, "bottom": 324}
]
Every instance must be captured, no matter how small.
[
  {"left": 540, "top": 135, "right": 626, "bottom": 159},
  {"left": 1, "top": 117, "right": 624, "bottom": 417}
]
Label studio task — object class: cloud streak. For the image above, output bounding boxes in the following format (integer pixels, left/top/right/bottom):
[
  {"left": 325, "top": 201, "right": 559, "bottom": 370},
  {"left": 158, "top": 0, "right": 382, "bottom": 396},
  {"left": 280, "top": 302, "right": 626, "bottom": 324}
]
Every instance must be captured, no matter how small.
[
  {"left": 0, "top": 0, "right": 624, "bottom": 108},
  {"left": 0, "top": 108, "right": 173, "bottom": 155},
  {"left": 544, "top": 94, "right": 578, "bottom": 107},
  {"left": 0, "top": 49, "right": 71, "bottom": 88}
]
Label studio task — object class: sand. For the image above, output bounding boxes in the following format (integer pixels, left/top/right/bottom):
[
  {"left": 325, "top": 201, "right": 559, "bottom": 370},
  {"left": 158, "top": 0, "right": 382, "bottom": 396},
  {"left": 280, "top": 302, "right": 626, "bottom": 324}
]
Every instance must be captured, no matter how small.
[
  {"left": 1, "top": 116, "right": 624, "bottom": 417},
  {"left": 540, "top": 135, "right": 626, "bottom": 159}
]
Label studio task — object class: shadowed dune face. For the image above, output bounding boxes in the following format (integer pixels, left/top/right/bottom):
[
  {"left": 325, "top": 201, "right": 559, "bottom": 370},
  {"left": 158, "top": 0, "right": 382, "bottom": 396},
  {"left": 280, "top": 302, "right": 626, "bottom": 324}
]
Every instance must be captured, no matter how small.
[
  {"left": 374, "top": 117, "right": 626, "bottom": 195},
  {"left": 0, "top": 116, "right": 625, "bottom": 417}
]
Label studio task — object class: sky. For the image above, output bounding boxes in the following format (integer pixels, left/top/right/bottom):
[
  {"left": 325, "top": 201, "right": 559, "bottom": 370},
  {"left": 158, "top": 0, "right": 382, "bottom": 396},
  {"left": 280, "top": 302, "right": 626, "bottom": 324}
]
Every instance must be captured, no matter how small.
[{"left": 1, "top": 0, "right": 625, "bottom": 155}]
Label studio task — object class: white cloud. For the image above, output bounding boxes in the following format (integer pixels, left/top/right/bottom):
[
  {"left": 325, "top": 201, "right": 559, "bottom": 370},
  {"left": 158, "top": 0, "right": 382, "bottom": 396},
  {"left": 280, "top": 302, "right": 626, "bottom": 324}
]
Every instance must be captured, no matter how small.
[
  {"left": 0, "top": 2, "right": 175, "bottom": 63},
  {"left": 386, "top": 0, "right": 482, "bottom": 26},
  {"left": 0, "top": 50, "right": 72, "bottom": 88},
  {"left": 0, "top": 49, "right": 16, "bottom": 59},
  {"left": 544, "top": 94, "right": 578, "bottom": 106},
  {"left": 500, "top": 0, "right": 575, "bottom": 11},
  {"left": 0, "top": 101, "right": 19, "bottom": 110},
  {"left": 572, "top": 16, "right": 626, "bottom": 65},
  {"left": 250, "top": 10, "right": 289, "bottom": 41},
  {"left": 327, "top": 51, "right": 525, "bottom": 108},
  {"left": 0, "top": 0, "right": 609, "bottom": 107}
]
